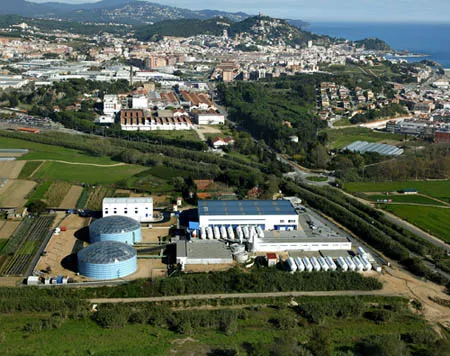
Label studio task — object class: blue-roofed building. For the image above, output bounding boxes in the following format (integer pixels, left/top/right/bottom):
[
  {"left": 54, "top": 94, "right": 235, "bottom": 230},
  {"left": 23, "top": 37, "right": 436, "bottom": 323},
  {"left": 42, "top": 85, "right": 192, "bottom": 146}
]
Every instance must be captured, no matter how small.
[{"left": 198, "top": 200, "right": 298, "bottom": 231}]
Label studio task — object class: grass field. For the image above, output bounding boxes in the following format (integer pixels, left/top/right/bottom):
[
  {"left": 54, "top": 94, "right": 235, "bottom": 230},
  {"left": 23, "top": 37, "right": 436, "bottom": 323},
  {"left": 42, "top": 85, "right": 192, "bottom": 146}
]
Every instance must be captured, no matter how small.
[
  {"left": 363, "top": 194, "right": 447, "bottom": 206},
  {"left": 0, "top": 239, "right": 8, "bottom": 252},
  {"left": 345, "top": 180, "right": 450, "bottom": 202},
  {"left": 144, "top": 129, "right": 200, "bottom": 141},
  {"left": 0, "top": 137, "right": 119, "bottom": 165},
  {"left": 32, "top": 162, "right": 147, "bottom": 185},
  {"left": 26, "top": 181, "right": 52, "bottom": 204},
  {"left": 326, "top": 127, "right": 404, "bottom": 149},
  {"left": 306, "top": 176, "right": 328, "bottom": 182},
  {"left": 17, "top": 161, "right": 42, "bottom": 179},
  {"left": 383, "top": 205, "right": 450, "bottom": 243}
]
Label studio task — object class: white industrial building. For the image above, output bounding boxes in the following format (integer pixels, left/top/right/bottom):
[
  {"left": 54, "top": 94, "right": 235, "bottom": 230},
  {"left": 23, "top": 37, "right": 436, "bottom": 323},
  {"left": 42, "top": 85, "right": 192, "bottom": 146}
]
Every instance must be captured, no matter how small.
[
  {"left": 198, "top": 200, "right": 298, "bottom": 230},
  {"left": 102, "top": 197, "right": 153, "bottom": 223},
  {"left": 176, "top": 240, "right": 233, "bottom": 268},
  {"left": 196, "top": 112, "right": 225, "bottom": 125},
  {"left": 131, "top": 95, "right": 148, "bottom": 109},
  {"left": 103, "top": 94, "right": 122, "bottom": 115},
  {"left": 249, "top": 231, "right": 352, "bottom": 253}
]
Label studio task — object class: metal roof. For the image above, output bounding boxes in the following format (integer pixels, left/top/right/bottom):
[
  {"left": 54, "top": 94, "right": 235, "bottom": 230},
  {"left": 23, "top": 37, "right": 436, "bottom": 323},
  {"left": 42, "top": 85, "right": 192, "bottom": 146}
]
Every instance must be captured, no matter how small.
[
  {"left": 78, "top": 241, "right": 137, "bottom": 264},
  {"left": 103, "top": 197, "right": 153, "bottom": 205},
  {"left": 90, "top": 216, "right": 140, "bottom": 235},
  {"left": 343, "top": 141, "right": 403, "bottom": 156},
  {"left": 198, "top": 200, "right": 297, "bottom": 216}
]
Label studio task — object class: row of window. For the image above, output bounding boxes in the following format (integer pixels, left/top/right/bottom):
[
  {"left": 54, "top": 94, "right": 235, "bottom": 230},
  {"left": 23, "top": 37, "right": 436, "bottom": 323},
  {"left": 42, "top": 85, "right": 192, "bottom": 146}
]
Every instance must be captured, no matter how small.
[{"left": 279, "top": 219, "right": 297, "bottom": 223}]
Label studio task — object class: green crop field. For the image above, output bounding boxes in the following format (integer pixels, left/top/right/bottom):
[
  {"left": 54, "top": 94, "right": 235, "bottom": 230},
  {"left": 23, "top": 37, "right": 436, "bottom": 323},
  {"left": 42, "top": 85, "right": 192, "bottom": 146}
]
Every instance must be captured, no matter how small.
[
  {"left": 26, "top": 181, "right": 52, "bottom": 204},
  {"left": 32, "top": 162, "right": 147, "bottom": 185},
  {"left": 345, "top": 180, "right": 450, "bottom": 202},
  {"left": 383, "top": 205, "right": 450, "bottom": 243},
  {"left": 0, "top": 137, "right": 118, "bottom": 165},
  {"left": 0, "top": 239, "right": 8, "bottom": 252},
  {"left": 17, "top": 161, "right": 42, "bottom": 179},
  {"left": 363, "top": 194, "right": 447, "bottom": 206},
  {"left": 326, "top": 127, "right": 404, "bottom": 149}
]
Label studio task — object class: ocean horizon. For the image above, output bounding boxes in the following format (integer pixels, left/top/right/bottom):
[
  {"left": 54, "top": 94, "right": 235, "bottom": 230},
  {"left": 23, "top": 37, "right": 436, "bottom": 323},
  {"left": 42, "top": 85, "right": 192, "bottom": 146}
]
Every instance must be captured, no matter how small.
[{"left": 307, "top": 22, "right": 450, "bottom": 68}]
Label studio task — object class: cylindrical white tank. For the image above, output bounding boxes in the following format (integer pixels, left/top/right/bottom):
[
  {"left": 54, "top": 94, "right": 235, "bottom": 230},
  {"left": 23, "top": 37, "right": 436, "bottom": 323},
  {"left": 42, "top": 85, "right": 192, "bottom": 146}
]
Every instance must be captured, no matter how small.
[
  {"left": 242, "top": 226, "right": 250, "bottom": 239},
  {"left": 249, "top": 226, "right": 257, "bottom": 239},
  {"left": 287, "top": 257, "right": 297, "bottom": 273},
  {"left": 352, "top": 256, "right": 364, "bottom": 272},
  {"left": 207, "top": 227, "right": 213, "bottom": 240},
  {"left": 357, "top": 246, "right": 367, "bottom": 257},
  {"left": 310, "top": 256, "right": 321, "bottom": 271},
  {"left": 337, "top": 257, "right": 348, "bottom": 272},
  {"left": 200, "top": 227, "right": 206, "bottom": 240},
  {"left": 344, "top": 256, "right": 356, "bottom": 271},
  {"left": 236, "top": 226, "right": 243, "bottom": 238},
  {"left": 325, "top": 256, "right": 337, "bottom": 271},
  {"left": 360, "top": 256, "right": 372, "bottom": 271},
  {"left": 227, "top": 226, "right": 235, "bottom": 240},
  {"left": 220, "top": 226, "right": 227, "bottom": 239},
  {"left": 318, "top": 256, "right": 329, "bottom": 271},
  {"left": 294, "top": 256, "right": 305, "bottom": 272},
  {"left": 256, "top": 226, "right": 264, "bottom": 238},
  {"left": 235, "top": 252, "right": 249, "bottom": 264},
  {"left": 302, "top": 256, "right": 313, "bottom": 272},
  {"left": 213, "top": 226, "right": 220, "bottom": 240}
]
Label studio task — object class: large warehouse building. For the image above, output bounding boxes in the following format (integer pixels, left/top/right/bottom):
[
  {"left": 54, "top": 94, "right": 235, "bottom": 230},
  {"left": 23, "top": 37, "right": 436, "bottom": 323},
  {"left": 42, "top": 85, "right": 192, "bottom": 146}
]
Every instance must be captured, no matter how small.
[
  {"left": 77, "top": 241, "right": 138, "bottom": 280},
  {"left": 89, "top": 215, "right": 142, "bottom": 245},
  {"left": 198, "top": 200, "right": 298, "bottom": 230},
  {"left": 103, "top": 197, "right": 153, "bottom": 223}
]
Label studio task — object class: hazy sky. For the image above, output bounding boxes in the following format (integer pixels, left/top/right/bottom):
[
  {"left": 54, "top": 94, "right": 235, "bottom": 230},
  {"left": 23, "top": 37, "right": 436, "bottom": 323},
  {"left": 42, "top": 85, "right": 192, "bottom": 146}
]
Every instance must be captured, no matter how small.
[{"left": 29, "top": 0, "right": 450, "bottom": 23}]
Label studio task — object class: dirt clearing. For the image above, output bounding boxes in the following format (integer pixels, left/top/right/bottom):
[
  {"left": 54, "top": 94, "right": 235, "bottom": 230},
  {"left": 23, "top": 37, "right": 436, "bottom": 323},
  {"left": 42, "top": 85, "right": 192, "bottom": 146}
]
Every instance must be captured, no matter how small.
[
  {"left": 0, "top": 161, "right": 26, "bottom": 179},
  {"left": 0, "top": 221, "right": 20, "bottom": 238},
  {"left": 59, "top": 185, "right": 83, "bottom": 209},
  {"left": 0, "top": 179, "right": 36, "bottom": 207}
]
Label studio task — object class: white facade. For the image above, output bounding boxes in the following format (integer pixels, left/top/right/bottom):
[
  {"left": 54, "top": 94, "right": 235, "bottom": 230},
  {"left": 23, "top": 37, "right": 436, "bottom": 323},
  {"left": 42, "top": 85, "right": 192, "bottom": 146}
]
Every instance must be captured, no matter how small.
[
  {"left": 199, "top": 214, "right": 298, "bottom": 231},
  {"left": 103, "top": 94, "right": 121, "bottom": 115},
  {"left": 102, "top": 197, "right": 153, "bottom": 223},
  {"left": 132, "top": 95, "right": 148, "bottom": 109},
  {"left": 197, "top": 113, "right": 225, "bottom": 125},
  {"left": 250, "top": 239, "right": 352, "bottom": 253}
]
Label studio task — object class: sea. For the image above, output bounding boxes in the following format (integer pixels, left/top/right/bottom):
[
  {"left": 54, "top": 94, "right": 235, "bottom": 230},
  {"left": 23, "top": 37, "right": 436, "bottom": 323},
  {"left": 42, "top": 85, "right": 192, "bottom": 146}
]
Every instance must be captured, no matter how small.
[{"left": 306, "top": 22, "right": 450, "bottom": 69}]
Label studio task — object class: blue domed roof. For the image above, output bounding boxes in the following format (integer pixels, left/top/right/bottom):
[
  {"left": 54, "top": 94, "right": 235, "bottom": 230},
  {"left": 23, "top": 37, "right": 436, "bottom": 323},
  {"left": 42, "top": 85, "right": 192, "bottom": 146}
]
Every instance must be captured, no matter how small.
[
  {"left": 89, "top": 216, "right": 140, "bottom": 236},
  {"left": 78, "top": 241, "right": 137, "bottom": 264}
]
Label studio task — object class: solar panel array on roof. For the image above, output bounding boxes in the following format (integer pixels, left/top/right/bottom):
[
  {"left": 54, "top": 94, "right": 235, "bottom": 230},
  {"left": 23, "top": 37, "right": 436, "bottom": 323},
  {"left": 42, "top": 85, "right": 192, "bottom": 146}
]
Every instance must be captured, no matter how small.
[
  {"left": 343, "top": 141, "right": 403, "bottom": 156},
  {"left": 198, "top": 200, "right": 297, "bottom": 216}
]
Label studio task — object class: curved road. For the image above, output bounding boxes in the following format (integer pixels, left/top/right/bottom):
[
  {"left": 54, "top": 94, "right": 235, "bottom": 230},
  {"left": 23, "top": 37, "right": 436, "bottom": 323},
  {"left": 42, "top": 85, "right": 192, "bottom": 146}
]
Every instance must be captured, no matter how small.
[{"left": 89, "top": 290, "right": 397, "bottom": 304}]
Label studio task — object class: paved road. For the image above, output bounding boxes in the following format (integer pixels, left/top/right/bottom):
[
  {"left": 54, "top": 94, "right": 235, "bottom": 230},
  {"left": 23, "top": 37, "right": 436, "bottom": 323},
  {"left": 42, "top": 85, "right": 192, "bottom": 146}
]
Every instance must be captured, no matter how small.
[{"left": 89, "top": 290, "right": 397, "bottom": 304}]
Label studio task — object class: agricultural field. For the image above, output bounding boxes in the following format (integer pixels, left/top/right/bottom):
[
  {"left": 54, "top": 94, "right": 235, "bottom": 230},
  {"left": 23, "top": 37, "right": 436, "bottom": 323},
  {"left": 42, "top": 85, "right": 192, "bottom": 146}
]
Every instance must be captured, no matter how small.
[
  {"left": 59, "top": 185, "right": 83, "bottom": 209},
  {"left": 362, "top": 194, "right": 447, "bottom": 206},
  {"left": 0, "top": 221, "right": 20, "bottom": 239},
  {"left": 0, "top": 180, "right": 37, "bottom": 207},
  {"left": 42, "top": 181, "right": 72, "bottom": 207},
  {"left": 26, "top": 181, "right": 52, "bottom": 205},
  {"left": 345, "top": 180, "right": 450, "bottom": 203},
  {"left": 326, "top": 127, "right": 404, "bottom": 149},
  {"left": 383, "top": 204, "right": 450, "bottom": 243},
  {"left": 0, "top": 137, "right": 119, "bottom": 165},
  {"left": 84, "top": 185, "right": 115, "bottom": 211},
  {"left": 144, "top": 129, "right": 201, "bottom": 141},
  {"left": 0, "top": 161, "right": 26, "bottom": 179},
  {"left": 0, "top": 296, "right": 441, "bottom": 356},
  {"left": 32, "top": 161, "right": 147, "bottom": 185},
  {"left": 17, "top": 161, "right": 42, "bottom": 179},
  {"left": 0, "top": 216, "right": 54, "bottom": 276}
]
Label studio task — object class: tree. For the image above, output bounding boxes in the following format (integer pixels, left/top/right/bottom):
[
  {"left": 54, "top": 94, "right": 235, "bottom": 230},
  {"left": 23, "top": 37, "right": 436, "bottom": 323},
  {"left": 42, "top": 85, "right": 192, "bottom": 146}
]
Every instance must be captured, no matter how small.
[
  {"left": 356, "top": 335, "right": 410, "bottom": 356},
  {"left": 26, "top": 200, "right": 48, "bottom": 215}
]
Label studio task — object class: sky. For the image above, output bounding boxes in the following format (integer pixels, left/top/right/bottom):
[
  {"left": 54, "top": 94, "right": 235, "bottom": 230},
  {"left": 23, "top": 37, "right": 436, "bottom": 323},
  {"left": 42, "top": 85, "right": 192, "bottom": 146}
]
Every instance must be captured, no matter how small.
[{"left": 28, "top": 0, "right": 450, "bottom": 23}]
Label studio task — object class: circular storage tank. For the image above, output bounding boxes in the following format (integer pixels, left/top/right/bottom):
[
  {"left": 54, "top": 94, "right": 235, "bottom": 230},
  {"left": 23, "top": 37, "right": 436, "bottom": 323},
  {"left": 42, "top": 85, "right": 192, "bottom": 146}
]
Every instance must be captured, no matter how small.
[
  {"left": 89, "top": 216, "right": 141, "bottom": 245},
  {"left": 77, "top": 241, "right": 137, "bottom": 280}
]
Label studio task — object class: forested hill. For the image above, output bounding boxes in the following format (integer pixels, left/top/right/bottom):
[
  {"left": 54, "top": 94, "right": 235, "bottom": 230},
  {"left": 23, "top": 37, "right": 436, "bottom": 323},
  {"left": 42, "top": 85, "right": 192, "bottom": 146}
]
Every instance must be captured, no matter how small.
[
  {"left": 0, "top": 0, "right": 251, "bottom": 25},
  {"left": 135, "top": 15, "right": 330, "bottom": 47}
]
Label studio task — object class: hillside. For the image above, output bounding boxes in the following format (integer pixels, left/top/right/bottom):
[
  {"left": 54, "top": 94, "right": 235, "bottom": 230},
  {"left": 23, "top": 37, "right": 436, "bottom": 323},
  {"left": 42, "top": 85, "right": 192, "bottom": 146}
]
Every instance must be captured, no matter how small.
[
  {"left": 136, "top": 15, "right": 330, "bottom": 47},
  {"left": 0, "top": 0, "right": 251, "bottom": 25}
]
